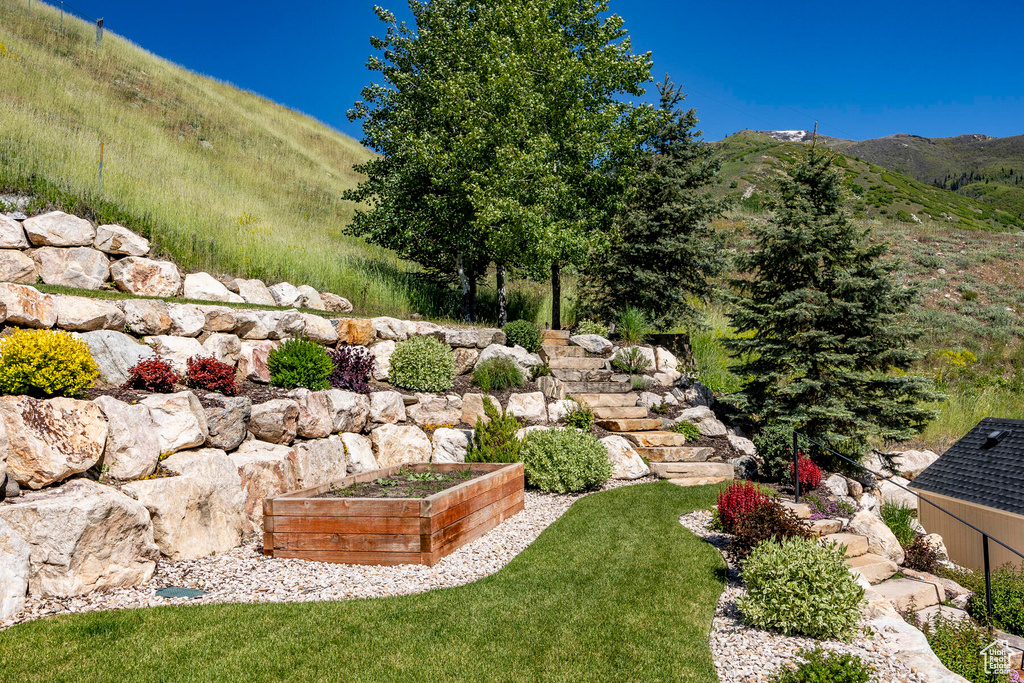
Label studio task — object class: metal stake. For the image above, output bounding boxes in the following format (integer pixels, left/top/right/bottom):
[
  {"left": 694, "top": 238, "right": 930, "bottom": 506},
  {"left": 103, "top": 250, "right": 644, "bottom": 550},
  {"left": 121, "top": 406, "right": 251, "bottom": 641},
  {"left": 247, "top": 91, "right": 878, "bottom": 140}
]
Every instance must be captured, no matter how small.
[
  {"left": 96, "top": 18, "right": 103, "bottom": 45},
  {"left": 983, "top": 534, "right": 994, "bottom": 630}
]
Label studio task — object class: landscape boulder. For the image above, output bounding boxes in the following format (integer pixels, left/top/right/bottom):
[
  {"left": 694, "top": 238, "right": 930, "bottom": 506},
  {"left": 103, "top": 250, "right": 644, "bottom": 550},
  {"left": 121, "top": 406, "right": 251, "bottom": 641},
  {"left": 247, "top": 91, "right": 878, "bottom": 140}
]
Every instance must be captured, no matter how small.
[
  {"left": 407, "top": 394, "right": 462, "bottom": 427},
  {"left": 878, "top": 476, "right": 918, "bottom": 511},
  {"left": 0, "top": 283, "right": 56, "bottom": 328},
  {"left": 824, "top": 474, "right": 850, "bottom": 498},
  {"left": 296, "top": 285, "right": 325, "bottom": 311},
  {"left": 676, "top": 405, "right": 727, "bottom": 437},
  {"left": 726, "top": 433, "right": 757, "bottom": 458},
  {"left": 22, "top": 211, "right": 95, "bottom": 247},
  {"left": 74, "top": 330, "right": 155, "bottom": 385},
  {"left": 0, "top": 215, "right": 28, "bottom": 248},
  {"left": 369, "top": 340, "right": 396, "bottom": 381},
  {"left": 197, "top": 305, "right": 257, "bottom": 336},
  {"left": 600, "top": 436, "right": 650, "bottom": 480},
  {"left": 612, "top": 345, "right": 657, "bottom": 373},
  {"left": 93, "top": 396, "right": 161, "bottom": 481},
  {"left": 369, "top": 391, "right": 406, "bottom": 424},
  {"left": 432, "top": 428, "right": 470, "bottom": 463},
  {"left": 336, "top": 318, "right": 375, "bottom": 346},
  {"left": 139, "top": 391, "right": 209, "bottom": 456},
  {"left": 324, "top": 390, "right": 370, "bottom": 433},
  {"left": 246, "top": 309, "right": 305, "bottom": 341},
  {"left": 122, "top": 299, "right": 173, "bottom": 335},
  {"left": 144, "top": 335, "right": 205, "bottom": 376},
  {"left": 32, "top": 246, "right": 109, "bottom": 290},
  {"left": 339, "top": 433, "right": 377, "bottom": 473},
  {"left": 372, "top": 316, "right": 409, "bottom": 341},
  {"left": 93, "top": 224, "right": 149, "bottom": 256},
  {"left": 894, "top": 450, "right": 939, "bottom": 481},
  {"left": 183, "top": 272, "right": 245, "bottom": 304},
  {"left": 0, "top": 479, "right": 159, "bottom": 597},
  {"left": 461, "top": 393, "right": 500, "bottom": 426},
  {"left": 55, "top": 295, "right": 125, "bottom": 332},
  {"left": 110, "top": 257, "right": 183, "bottom": 297},
  {"left": 203, "top": 395, "right": 252, "bottom": 451},
  {"left": 655, "top": 347, "right": 680, "bottom": 373},
  {"left": 476, "top": 344, "right": 543, "bottom": 373},
  {"left": 230, "top": 440, "right": 299, "bottom": 533},
  {"left": 848, "top": 510, "right": 906, "bottom": 565},
  {"left": 370, "top": 424, "right": 432, "bottom": 468},
  {"left": 238, "top": 340, "right": 277, "bottom": 383},
  {"left": 248, "top": 399, "right": 300, "bottom": 445},
  {"left": 679, "top": 382, "right": 713, "bottom": 408},
  {"left": 288, "top": 389, "right": 333, "bottom": 439},
  {"left": 268, "top": 282, "right": 302, "bottom": 307},
  {"left": 506, "top": 392, "right": 547, "bottom": 423},
  {"left": 546, "top": 399, "right": 577, "bottom": 424},
  {"left": 300, "top": 313, "right": 339, "bottom": 345},
  {"left": 321, "top": 292, "right": 353, "bottom": 313},
  {"left": 290, "top": 436, "right": 348, "bottom": 489},
  {"left": 569, "top": 334, "right": 612, "bottom": 354},
  {"left": 235, "top": 278, "right": 276, "bottom": 306},
  {"left": 201, "top": 332, "right": 242, "bottom": 365},
  {"left": 166, "top": 303, "right": 207, "bottom": 337},
  {"left": 0, "top": 519, "right": 30, "bottom": 620},
  {"left": 452, "top": 347, "right": 480, "bottom": 375},
  {"left": 0, "top": 249, "right": 37, "bottom": 283},
  {"left": 0, "top": 396, "right": 108, "bottom": 489}
]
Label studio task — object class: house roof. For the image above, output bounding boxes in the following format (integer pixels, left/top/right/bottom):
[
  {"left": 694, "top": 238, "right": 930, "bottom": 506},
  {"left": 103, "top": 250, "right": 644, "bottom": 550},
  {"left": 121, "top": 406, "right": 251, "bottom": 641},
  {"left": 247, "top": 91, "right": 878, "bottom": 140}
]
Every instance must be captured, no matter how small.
[{"left": 910, "top": 417, "right": 1024, "bottom": 517}]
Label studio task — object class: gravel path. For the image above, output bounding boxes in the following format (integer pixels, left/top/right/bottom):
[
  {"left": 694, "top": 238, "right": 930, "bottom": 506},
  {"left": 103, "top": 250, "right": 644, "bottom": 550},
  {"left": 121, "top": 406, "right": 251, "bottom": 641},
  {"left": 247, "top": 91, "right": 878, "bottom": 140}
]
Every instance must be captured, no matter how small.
[
  {"left": 2, "top": 477, "right": 656, "bottom": 631},
  {"left": 680, "top": 510, "right": 929, "bottom": 683}
]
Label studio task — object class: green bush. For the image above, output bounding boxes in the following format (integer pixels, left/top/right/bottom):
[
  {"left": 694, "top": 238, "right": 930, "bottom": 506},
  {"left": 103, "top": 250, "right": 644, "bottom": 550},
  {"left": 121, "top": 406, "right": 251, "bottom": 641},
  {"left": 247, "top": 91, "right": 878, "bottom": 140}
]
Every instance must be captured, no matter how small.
[
  {"left": 564, "top": 400, "right": 594, "bottom": 430},
  {"left": 753, "top": 423, "right": 795, "bottom": 481},
  {"left": 267, "top": 338, "right": 334, "bottom": 390},
  {"left": 616, "top": 307, "right": 650, "bottom": 345},
  {"left": 879, "top": 502, "right": 917, "bottom": 547},
  {"left": 768, "top": 648, "right": 870, "bottom": 683},
  {"left": 388, "top": 336, "right": 456, "bottom": 393},
  {"left": 911, "top": 612, "right": 1009, "bottom": 683},
  {"left": 953, "top": 564, "right": 1024, "bottom": 637},
  {"left": 521, "top": 428, "right": 612, "bottom": 493},
  {"left": 611, "top": 346, "right": 652, "bottom": 374},
  {"left": 466, "top": 400, "right": 523, "bottom": 464},
  {"left": 530, "top": 363, "right": 552, "bottom": 380},
  {"left": 575, "top": 319, "right": 609, "bottom": 337},
  {"left": 895, "top": 209, "right": 915, "bottom": 223},
  {"left": 672, "top": 421, "right": 702, "bottom": 441},
  {"left": 503, "top": 320, "right": 542, "bottom": 353},
  {"left": 738, "top": 536, "right": 864, "bottom": 640},
  {"left": 0, "top": 329, "right": 99, "bottom": 397},
  {"left": 473, "top": 357, "right": 524, "bottom": 392}
]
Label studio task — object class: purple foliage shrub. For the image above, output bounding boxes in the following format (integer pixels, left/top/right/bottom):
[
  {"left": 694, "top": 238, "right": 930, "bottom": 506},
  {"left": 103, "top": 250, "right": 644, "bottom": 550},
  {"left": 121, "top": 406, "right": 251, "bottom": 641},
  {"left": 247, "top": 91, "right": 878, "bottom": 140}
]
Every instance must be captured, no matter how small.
[{"left": 328, "top": 345, "right": 374, "bottom": 394}]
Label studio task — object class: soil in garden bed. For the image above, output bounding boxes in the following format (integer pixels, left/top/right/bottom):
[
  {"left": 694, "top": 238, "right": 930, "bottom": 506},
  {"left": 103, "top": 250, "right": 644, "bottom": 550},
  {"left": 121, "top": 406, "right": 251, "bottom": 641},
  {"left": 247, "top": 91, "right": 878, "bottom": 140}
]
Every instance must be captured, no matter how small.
[
  {"left": 85, "top": 380, "right": 295, "bottom": 407},
  {"left": 314, "top": 466, "right": 491, "bottom": 499}
]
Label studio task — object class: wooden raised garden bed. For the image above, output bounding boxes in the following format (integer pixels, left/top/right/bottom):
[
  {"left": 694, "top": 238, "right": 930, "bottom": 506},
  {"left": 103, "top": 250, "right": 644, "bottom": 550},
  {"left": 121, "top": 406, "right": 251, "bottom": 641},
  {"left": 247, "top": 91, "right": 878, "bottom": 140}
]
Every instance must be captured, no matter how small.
[{"left": 262, "top": 462, "right": 525, "bottom": 566}]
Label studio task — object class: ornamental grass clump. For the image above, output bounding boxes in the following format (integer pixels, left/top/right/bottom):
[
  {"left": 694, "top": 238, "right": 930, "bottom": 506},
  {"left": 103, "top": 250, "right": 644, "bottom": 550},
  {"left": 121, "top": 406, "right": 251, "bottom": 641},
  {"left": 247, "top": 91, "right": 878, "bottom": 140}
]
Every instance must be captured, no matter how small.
[
  {"left": 268, "top": 338, "right": 334, "bottom": 390},
  {"left": 473, "top": 357, "right": 524, "bottom": 392},
  {"left": 0, "top": 328, "right": 99, "bottom": 397},
  {"left": 521, "top": 428, "right": 612, "bottom": 493},
  {"left": 388, "top": 336, "right": 456, "bottom": 393},
  {"left": 738, "top": 535, "right": 864, "bottom": 640},
  {"left": 502, "top": 319, "right": 542, "bottom": 353},
  {"left": 328, "top": 345, "right": 374, "bottom": 394}
]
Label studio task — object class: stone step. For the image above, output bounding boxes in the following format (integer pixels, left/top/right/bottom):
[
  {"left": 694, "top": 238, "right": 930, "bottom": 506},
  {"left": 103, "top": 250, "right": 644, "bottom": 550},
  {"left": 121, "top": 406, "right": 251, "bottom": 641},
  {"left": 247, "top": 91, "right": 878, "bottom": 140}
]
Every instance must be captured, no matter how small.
[
  {"left": 873, "top": 578, "right": 942, "bottom": 612},
  {"left": 650, "top": 461, "right": 734, "bottom": 479},
  {"left": 620, "top": 431, "right": 688, "bottom": 448},
  {"left": 543, "top": 338, "right": 569, "bottom": 346},
  {"left": 592, "top": 406, "right": 649, "bottom": 419},
  {"left": 821, "top": 533, "right": 869, "bottom": 557},
  {"left": 916, "top": 604, "right": 970, "bottom": 624},
  {"left": 780, "top": 500, "right": 812, "bottom": 519},
  {"left": 636, "top": 446, "right": 714, "bottom": 463},
  {"left": 540, "top": 345, "right": 586, "bottom": 360},
  {"left": 571, "top": 392, "right": 637, "bottom": 407},
  {"left": 807, "top": 518, "right": 843, "bottom": 536},
  {"left": 551, "top": 368, "right": 613, "bottom": 382},
  {"left": 547, "top": 357, "right": 607, "bottom": 370},
  {"left": 847, "top": 553, "right": 899, "bottom": 584},
  {"left": 562, "top": 381, "right": 633, "bottom": 394},
  {"left": 668, "top": 476, "right": 732, "bottom": 487},
  {"left": 997, "top": 630, "right": 1024, "bottom": 670},
  {"left": 597, "top": 418, "right": 664, "bottom": 432},
  {"left": 542, "top": 329, "right": 572, "bottom": 340}
]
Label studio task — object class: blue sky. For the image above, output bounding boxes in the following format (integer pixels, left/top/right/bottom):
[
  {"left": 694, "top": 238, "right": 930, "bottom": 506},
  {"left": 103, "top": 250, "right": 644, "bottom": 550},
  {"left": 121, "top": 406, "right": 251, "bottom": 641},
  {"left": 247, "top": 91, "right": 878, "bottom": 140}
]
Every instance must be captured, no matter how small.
[{"left": 72, "top": 0, "right": 1023, "bottom": 143}]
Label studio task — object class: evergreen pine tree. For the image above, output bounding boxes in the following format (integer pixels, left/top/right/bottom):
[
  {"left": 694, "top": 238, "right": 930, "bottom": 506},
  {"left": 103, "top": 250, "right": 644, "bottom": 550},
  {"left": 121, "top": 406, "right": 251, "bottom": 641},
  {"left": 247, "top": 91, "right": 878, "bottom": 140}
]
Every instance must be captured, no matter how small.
[
  {"left": 727, "top": 146, "right": 939, "bottom": 456},
  {"left": 580, "top": 77, "right": 726, "bottom": 331}
]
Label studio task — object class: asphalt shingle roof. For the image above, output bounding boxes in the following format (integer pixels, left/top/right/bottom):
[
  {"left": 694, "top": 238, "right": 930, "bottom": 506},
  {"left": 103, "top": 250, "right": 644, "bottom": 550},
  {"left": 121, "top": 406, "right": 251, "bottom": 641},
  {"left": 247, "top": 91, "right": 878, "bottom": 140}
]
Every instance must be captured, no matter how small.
[{"left": 910, "top": 417, "right": 1024, "bottom": 517}]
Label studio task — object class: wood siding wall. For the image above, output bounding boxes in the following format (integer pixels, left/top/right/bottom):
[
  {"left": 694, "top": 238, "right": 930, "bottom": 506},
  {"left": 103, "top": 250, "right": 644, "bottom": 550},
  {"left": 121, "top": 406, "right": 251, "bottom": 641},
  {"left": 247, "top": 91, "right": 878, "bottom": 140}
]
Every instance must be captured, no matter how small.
[{"left": 917, "top": 491, "right": 1024, "bottom": 571}]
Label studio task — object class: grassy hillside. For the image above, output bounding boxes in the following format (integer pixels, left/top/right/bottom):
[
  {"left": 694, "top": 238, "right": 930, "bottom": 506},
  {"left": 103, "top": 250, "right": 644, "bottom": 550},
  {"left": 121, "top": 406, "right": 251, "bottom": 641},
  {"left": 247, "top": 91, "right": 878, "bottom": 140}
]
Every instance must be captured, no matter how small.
[
  {"left": 0, "top": 0, "right": 451, "bottom": 317},
  {"left": 715, "top": 131, "right": 1023, "bottom": 231}
]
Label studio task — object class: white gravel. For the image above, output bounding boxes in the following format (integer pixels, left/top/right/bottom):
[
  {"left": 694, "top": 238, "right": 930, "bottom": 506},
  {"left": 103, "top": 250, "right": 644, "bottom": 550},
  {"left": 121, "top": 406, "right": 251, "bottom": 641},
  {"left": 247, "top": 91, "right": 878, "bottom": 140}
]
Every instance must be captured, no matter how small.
[
  {"left": 2, "top": 477, "right": 656, "bottom": 630},
  {"left": 680, "top": 510, "right": 930, "bottom": 683}
]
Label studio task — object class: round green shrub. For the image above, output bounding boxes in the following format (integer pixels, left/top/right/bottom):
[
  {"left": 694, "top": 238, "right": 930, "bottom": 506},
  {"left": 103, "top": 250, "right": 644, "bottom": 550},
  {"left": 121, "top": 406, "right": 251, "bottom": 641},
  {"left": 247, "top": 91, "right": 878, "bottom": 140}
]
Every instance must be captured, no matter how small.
[
  {"left": 473, "top": 357, "right": 524, "bottom": 392},
  {"left": 672, "top": 421, "right": 702, "bottom": 442},
  {"left": 267, "top": 338, "right": 334, "bottom": 390},
  {"left": 0, "top": 329, "right": 99, "bottom": 397},
  {"left": 388, "top": 336, "right": 456, "bottom": 393},
  {"left": 503, "top": 320, "right": 542, "bottom": 353},
  {"left": 521, "top": 428, "right": 612, "bottom": 493},
  {"left": 575, "top": 319, "right": 609, "bottom": 338},
  {"left": 768, "top": 648, "right": 870, "bottom": 683},
  {"left": 737, "top": 535, "right": 864, "bottom": 640}
]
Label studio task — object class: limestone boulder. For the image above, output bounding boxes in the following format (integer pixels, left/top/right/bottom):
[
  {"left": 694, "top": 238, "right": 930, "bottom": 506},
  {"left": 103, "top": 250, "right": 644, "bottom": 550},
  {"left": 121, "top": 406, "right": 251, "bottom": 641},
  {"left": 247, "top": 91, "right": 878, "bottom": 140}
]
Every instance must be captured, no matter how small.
[
  {"left": 22, "top": 211, "right": 95, "bottom": 247},
  {"left": 0, "top": 397, "right": 107, "bottom": 489},
  {"left": 637, "top": 392, "right": 666, "bottom": 410},
  {"left": 0, "top": 249, "right": 37, "bottom": 283},
  {"left": 166, "top": 303, "right": 207, "bottom": 337},
  {"left": 0, "top": 283, "right": 56, "bottom": 328},
  {"left": 546, "top": 399, "right": 577, "bottom": 424},
  {"left": 432, "top": 428, "right": 470, "bottom": 463},
  {"left": 183, "top": 272, "right": 244, "bottom": 304},
  {"left": 229, "top": 440, "right": 298, "bottom": 533},
  {"left": 894, "top": 450, "right": 939, "bottom": 481},
  {"left": 336, "top": 318, "right": 375, "bottom": 346},
  {"left": 0, "top": 215, "right": 28, "bottom": 248},
  {"left": 655, "top": 347, "right": 680, "bottom": 373},
  {"left": 679, "top": 381, "right": 714, "bottom": 408},
  {"left": 74, "top": 330, "right": 155, "bottom": 385},
  {"left": 126, "top": 449, "right": 245, "bottom": 560},
  {"left": 238, "top": 340, "right": 277, "bottom": 383},
  {"left": 340, "top": 433, "right": 378, "bottom": 474},
  {"left": 600, "top": 436, "right": 650, "bottom": 480},
  {"left": 321, "top": 292, "right": 353, "bottom": 313},
  {"left": 55, "top": 295, "right": 124, "bottom": 332},
  {"left": 537, "top": 375, "right": 566, "bottom": 400},
  {"left": 0, "top": 519, "right": 30, "bottom": 620},
  {"left": 432, "top": 328, "right": 481, "bottom": 348},
  {"left": 476, "top": 328, "right": 506, "bottom": 348},
  {"left": 370, "top": 424, "right": 432, "bottom": 468},
  {"left": 407, "top": 394, "right": 462, "bottom": 427},
  {"left": 676, "top": 405, "right": 727, "bottom": 437},
  {"left": 197, "top": 305, "right": 258, "bottom": 337},
  {"left": 93, "top": 224, "right": 149, "bottom": 256},
  {"left": 93, "top": 396, "right": 161, "bottom": 481},
  {"left": 653, "top": 369, "right": 682, "bottom": 386},
  {"left": 201, "top": 333, "right": 242, "bottom": 366},
  {"left": 848, "top": 510, "right": 906, "bottom": 565},
  {"left": 727, "top": 433, "right": 757, "bottom": 458},
  {"left": 878, "top": 476, "right": 918, "bottom": 511},
  {"left": 268, "top": 282, "right": 302, "bottom": 307},
  {"left": 248, "top": 399, "right": 299, "bottom": 445},
  {"left": 301, "top": 313, "right": 338, "bottom": 345},
  {"left": 236, "top": 278, "right": 276, "bottom": 306},
  {"left": 461, "top": 393, "right": 501, "bottom": 426},
  {"left": 296, "top": 285, "right": 325, "bottom": 311},
  {"left": 144, "top": 335, "right": 204, "bottom": 376},
  {"left": 372, "top": 316, "right": 409, "bottom": 341},
  {"left": 110, "top": 257, "right": 182, "bottom": 297},
  {"left": 290, "top": 436, "right": 347, "bottom": 488},
  {"left": 570, "top": 334, "right": 613, "bottom": 354},
  {"left": 452, "top": 347, "right": 480, "bottom": 375},
  {"left": 203, "top": 395, "right": 251, "bottom": 451},
  {"left": 506, "top": 392, "right": 547, "bottom": 424},
  {"left": 369, "top": 391, "right": 406, "bottom": 424},
  {"left": 923, "top": 533, "right": 948, "bottom": 560},
  {"left": 476, "top": 344, "right": 543, "bottom": 373},
  {"left": 324, "top": 390, "right": 370, "bottom": 433},
  {"left": 246, "top": 310, "right": 305, "bottom": 341},
  {"left": 32, "top": 246, "right": 109, "bottom": 290},
  {"left": 0, "top": 479, "right": 158, "bottom": 597},
  {"left": 369, "top": 340, "right": 396, "bottom": 381},
  {"left": 139, "top": 391, "right": 208, "bottom": 456},
  {"left": 824, "top": 474, "right": 850, "bottom": 498},
  {"left": 123, "top": 299, "right": 172, "bottom": 335},
  {"left": 288, "top": 389, "right": 333, "bottom": 439}
]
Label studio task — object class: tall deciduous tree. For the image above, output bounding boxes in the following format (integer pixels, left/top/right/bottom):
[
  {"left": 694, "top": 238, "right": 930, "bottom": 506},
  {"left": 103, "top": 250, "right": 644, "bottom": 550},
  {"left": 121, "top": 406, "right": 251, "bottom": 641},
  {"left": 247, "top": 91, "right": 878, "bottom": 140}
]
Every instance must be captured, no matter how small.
[{"left": 726, "top": 146, "right": 939, "bottom": 456}]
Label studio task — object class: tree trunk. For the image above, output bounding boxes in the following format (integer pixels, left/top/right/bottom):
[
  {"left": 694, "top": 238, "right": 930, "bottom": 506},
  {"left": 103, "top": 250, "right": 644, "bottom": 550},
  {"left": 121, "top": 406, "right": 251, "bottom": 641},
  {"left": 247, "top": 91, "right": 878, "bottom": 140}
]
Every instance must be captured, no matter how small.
[
  {"left": 458, "top": 254, "right": 471, "bottom": 323},
  {"left": 468, "top": 272, "right": 478, "bottom": 323},
  {"left": 551, "top": 261, "right": 561, "bottom": 330},
  {"left": 496, "top": 263, "right": 507, "bottom": 326}
]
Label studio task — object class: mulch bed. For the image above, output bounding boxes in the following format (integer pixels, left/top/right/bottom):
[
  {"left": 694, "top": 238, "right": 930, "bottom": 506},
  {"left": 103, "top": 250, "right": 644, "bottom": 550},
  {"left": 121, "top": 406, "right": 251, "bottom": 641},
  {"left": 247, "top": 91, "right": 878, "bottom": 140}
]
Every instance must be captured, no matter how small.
[
  {"left": 313, "top": 466, "right": 487, "bottom": 499},
  {"left": 85, "top": 380, "right": 293, "bottom": 407}
]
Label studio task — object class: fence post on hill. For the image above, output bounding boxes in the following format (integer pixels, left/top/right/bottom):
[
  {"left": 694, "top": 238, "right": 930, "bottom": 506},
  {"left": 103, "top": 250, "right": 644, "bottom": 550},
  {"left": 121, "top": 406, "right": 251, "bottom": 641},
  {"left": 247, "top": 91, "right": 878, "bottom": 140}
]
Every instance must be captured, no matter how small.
[{"left": 96, "top": 18, "right": 103, "bottom": 45}]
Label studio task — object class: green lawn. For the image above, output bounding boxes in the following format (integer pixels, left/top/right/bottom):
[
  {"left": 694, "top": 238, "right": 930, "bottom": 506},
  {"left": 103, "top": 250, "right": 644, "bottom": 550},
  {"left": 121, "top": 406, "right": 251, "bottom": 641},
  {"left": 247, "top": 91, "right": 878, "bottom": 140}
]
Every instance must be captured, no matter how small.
[{"left": 0, "top": 482, "right": 726, "bottom": 683}]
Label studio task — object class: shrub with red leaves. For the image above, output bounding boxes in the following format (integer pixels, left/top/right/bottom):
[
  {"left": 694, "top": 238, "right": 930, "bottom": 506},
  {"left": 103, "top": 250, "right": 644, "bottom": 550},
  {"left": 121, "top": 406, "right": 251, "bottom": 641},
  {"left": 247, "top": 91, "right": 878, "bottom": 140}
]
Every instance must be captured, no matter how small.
[
  {"left": 791, "top": 456, "right": 823, "bottom": 490},
  {"left": 327, "top": 345, "right": 374, "bottom": 394},
  {"left": 717, "top": 482, "right": 771, "bottom": 534},
  {"left": 123, "top": 356, "right": 177, "bottom": 393},
  {"left": 185, "top": 355, "right": 237, "bottom": 396}
]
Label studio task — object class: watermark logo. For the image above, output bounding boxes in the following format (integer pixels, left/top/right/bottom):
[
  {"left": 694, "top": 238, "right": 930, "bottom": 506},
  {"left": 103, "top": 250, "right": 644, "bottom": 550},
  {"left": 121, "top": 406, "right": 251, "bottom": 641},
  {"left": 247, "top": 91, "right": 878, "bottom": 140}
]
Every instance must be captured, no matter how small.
[{"left": 981, "top": 640, "right": 1011, "bottom": 675}]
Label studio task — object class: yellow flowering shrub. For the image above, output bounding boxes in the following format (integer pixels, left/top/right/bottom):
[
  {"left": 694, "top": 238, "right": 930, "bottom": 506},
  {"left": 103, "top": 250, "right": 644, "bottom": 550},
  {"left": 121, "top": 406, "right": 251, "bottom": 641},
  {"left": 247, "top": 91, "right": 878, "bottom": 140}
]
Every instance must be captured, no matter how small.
[{"left": 0, "top": 329, "right": 100, "bottom": 397}]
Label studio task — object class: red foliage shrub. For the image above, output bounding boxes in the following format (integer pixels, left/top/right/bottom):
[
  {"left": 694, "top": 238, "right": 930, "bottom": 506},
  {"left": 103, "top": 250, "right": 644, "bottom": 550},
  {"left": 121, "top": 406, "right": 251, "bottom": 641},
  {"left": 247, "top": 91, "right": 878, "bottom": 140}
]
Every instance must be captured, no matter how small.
[
  {"left": 717, "top": 482, "right": 771, "bottom": 533},
  {"left": 123, "top": 356, "right": 177, "bottom": 393},
  {"left": 791, "top": 456, "right": 823, "bottom": 490},
  {"left": 185, "top": 356, "right": 236, "bottom": 396}
]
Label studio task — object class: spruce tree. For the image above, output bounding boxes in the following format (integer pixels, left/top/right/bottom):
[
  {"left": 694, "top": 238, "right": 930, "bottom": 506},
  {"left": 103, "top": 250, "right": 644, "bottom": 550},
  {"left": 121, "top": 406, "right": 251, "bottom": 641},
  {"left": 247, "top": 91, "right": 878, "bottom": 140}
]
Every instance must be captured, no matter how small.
[
  {"left": 727, "top": 147, "right": 939, "bottom": 456},
  {"left": 580, "top": 77, "right": 726, "bottom": 331}
]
